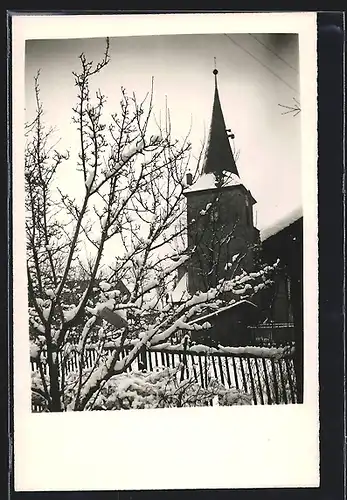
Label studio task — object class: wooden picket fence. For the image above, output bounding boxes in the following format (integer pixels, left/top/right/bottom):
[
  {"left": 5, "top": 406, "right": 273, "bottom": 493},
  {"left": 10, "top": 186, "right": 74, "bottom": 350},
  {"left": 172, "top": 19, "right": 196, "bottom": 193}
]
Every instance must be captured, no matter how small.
[
  {"left": 31, "top": 341, "right": 297, "bottom": 411},
  {"left": 146, "top": 346, "right": 297, "bottom": 405}
]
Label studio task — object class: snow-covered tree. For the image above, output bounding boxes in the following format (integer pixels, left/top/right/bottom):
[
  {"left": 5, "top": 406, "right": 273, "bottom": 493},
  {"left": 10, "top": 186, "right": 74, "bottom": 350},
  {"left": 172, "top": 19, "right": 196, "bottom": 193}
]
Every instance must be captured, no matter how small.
[{"left": 26, "top": 39, "right": 279, "bottom": 411}]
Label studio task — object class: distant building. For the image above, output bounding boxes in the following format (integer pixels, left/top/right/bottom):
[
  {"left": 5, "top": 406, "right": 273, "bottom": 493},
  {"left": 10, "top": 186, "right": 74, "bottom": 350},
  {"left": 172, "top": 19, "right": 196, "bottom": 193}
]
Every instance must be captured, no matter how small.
[
  {"left": 171, "top": 68, "right": 260, "bottom": 344},
  {"left": 255, "top": 209, "right": 303, "bottom": 402},
  {"left": 252, "top": 206, "right": 303, "bottom": 337},
  {"left": 171, "top": 68, "right": 303, "bottom": 367}
]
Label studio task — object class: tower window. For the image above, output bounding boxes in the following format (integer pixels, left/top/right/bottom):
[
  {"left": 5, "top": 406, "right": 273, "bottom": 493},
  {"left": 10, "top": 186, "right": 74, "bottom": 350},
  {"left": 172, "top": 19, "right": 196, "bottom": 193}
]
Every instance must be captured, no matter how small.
[{"left": 210, "top": 207, "right": 219, "bottom": 223}]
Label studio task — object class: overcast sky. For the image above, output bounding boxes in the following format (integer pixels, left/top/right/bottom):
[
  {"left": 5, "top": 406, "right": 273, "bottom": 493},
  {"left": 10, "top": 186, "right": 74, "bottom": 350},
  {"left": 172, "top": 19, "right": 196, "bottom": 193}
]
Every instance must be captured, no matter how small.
[{"left": 25, "top": 33, "right": 301, "bottom": 260}]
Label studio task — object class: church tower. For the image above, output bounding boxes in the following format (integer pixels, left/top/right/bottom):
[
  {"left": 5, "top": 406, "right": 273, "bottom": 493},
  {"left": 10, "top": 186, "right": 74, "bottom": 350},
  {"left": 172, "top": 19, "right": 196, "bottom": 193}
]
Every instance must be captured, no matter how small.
[{"left": 184, "top": 68, "right": 259, "bottom": 295}]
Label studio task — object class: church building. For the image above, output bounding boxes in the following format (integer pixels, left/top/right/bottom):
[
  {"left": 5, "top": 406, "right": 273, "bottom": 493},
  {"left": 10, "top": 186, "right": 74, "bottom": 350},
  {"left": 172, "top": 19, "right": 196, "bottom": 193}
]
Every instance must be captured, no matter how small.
[
  {"left": 171, "top": 67, "right": 302, "bottom": 360},
  {"left": 170, "top": 68, "right": 261, "bottom": 346},
  {"left": 173, "top": 67, "right": 259, "bottom": 302}
]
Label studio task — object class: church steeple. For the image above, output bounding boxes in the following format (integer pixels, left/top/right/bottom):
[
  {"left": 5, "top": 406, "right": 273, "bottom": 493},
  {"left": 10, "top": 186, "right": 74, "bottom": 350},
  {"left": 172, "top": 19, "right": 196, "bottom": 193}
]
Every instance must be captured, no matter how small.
[
  {"left": 177, "top": 65, "right": 260, "bottom": 298},
  {"left": 202, "top": 67, "right": 239, "bottom": 177}
]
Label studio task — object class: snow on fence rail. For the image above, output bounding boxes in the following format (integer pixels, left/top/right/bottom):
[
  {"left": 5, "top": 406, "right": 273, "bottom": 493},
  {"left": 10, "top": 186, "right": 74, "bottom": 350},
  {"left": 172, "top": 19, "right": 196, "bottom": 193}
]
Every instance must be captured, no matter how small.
[
  {"left": 31, "top": 344, "right": 297, "bottom": 410},
  {"left": 142, "top": 345, "right": 297, "bottom": 405}
]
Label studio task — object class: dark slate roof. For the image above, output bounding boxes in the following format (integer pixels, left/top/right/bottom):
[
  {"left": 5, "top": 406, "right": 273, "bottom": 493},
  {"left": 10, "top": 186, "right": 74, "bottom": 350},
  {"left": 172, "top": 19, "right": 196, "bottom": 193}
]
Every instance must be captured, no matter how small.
[{"left": 202, "top": 72, "right": 239, "bottom": 177}]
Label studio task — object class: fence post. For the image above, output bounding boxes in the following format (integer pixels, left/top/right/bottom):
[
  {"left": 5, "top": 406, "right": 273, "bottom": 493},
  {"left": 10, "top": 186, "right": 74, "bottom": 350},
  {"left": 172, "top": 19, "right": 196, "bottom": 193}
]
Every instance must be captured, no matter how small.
[
  {"left": 138, "top": 345, "right": 148, "bottom": 371},
  {"left": 181, "top": 335, "right": 189, "bottom": 382}
]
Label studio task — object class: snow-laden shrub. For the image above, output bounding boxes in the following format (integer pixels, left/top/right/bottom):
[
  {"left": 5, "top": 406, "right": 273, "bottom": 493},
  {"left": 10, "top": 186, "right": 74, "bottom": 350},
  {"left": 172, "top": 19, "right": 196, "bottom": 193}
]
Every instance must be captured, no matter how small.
[
  {"left": 87, "top": 365, "right": 252, "bottom": 410},
  {"left": 31, "top": 365, "right": 252, "bottom": 411}
]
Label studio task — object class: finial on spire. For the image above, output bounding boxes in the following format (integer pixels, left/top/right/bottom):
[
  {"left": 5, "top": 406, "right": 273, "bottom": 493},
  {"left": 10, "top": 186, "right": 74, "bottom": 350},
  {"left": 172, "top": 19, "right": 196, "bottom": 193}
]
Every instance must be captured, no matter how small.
[{"left": 213, "top": 57, "right": 218, "bottom": 81}]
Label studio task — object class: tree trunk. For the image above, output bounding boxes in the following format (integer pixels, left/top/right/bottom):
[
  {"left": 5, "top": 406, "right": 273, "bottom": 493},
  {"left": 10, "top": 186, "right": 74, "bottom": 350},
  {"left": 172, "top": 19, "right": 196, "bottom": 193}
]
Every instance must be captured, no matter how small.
[{"left": 47, "top": 349, "right": 61, "bottom": 412}]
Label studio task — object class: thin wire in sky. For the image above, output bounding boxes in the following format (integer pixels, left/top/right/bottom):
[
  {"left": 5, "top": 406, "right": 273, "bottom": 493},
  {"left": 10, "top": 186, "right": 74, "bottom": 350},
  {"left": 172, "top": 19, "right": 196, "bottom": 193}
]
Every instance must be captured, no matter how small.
[
  {"left": 248, "top": 33, "right": 298, "bottom": 73},
  {"left": 224, "top": 34, "right": 299, "bottom": 95}
]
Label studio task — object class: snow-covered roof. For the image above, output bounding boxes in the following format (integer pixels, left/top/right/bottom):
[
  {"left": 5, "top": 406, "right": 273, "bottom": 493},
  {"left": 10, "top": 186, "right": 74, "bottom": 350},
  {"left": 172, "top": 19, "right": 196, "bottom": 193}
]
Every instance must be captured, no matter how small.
[
  {"left": 171, "top": 273, "right": 190, "bottom": 303},
  {"left": 188, "top": 299, "right": 257, "bottom": 325},
  {"left": 184, "top": 172, "right": 243, "bottom": 194},
  {"left": 260, "top": 206, "right": 303, "bottom": 242}
]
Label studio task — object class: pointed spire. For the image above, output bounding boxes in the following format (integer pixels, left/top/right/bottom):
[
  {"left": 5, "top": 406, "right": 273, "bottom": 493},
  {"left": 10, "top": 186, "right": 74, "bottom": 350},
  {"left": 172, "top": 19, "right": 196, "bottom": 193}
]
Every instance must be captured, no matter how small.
[{"left": 202, "top": 65, "right": 239, "bottom": 177}]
